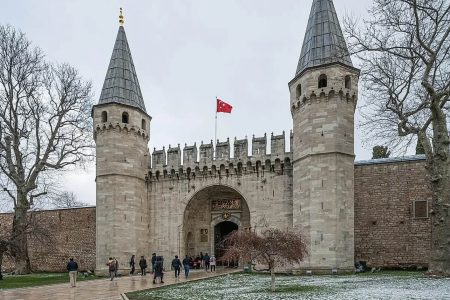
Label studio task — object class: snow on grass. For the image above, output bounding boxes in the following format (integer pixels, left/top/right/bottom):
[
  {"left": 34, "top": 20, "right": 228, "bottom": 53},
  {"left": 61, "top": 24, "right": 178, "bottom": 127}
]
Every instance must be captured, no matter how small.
[{"left": 127, "top": 272, "right": 450, "bottom": 300}]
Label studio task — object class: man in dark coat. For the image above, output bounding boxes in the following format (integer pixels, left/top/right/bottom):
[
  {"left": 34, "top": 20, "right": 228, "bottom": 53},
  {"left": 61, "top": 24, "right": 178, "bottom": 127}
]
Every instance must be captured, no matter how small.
[
  {"left": 153, "top": 256, "right": 164, "bottom": 284},
  {"left": 139, "top": 255, "right": 147, "bottom": 276},
  {"left": 151, "top": 253, "right": 157, "bottom": 273},
  {"left": 67, "top": 257, "right": 78, "bottom": 287},
  {"left": 171, "top": 255, "right": 181, "bottom": 279}
]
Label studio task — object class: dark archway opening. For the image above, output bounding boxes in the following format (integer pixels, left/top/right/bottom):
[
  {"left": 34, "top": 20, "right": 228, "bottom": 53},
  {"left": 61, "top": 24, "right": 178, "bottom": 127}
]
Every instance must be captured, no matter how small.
[{"left": 214, "top": 221, "right": 238, "bottom": 266}]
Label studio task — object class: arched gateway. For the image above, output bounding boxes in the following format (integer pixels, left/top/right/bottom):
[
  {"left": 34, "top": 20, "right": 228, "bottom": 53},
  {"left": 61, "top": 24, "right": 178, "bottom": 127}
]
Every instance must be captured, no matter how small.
[{"left": 183, "top": 185, "right": 251, "bottom": 258}]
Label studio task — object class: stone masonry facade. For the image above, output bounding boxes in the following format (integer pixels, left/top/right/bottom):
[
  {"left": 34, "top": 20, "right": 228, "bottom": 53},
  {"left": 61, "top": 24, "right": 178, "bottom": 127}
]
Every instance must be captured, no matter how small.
[
  {"left": 0, "top": 158, "right": 432, "bottom": 272},
  {"left": 0, "top": 207, "right": 96, "bottom": 272},
  {"left": 354, "top": 158, "right": 431, "bottom": 268}
]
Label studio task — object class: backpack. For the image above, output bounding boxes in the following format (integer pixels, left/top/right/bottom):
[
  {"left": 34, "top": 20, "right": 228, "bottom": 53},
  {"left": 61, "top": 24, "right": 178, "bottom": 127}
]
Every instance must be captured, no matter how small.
[{"left": 109, "top": 261, "right": 116, "bottom": 271}]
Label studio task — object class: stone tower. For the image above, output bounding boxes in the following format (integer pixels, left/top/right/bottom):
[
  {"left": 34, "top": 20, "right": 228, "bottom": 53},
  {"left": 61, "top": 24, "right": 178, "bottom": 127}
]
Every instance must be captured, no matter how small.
[
  {"left": 289, "top": 0, "right": 359, "bottom": 272},
  {"left": 92, "top": 18, "right": 151, "bottom": 274}
]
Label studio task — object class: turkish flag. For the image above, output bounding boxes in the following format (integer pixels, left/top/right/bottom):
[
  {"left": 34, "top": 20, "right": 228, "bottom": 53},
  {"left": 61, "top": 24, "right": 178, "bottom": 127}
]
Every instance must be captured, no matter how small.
[{"left": 217, "top": 98, "right": 233, "bottom": 113}]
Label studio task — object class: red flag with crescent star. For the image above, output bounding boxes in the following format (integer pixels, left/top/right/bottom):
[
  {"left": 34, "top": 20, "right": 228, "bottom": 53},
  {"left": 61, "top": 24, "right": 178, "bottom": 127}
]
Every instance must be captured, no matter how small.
[{"left": 216, "top": 98, "right": 233, "bottom": 113}]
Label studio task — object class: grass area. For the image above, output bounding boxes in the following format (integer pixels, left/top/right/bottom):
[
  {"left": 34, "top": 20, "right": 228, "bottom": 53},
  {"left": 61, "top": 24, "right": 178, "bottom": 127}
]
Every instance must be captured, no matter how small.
[
  {"left": 126, "top": 271, "right": 446, "bottom": 300},
  {"left": 0, "top": 272, "right": 100, "bottom": 289}
]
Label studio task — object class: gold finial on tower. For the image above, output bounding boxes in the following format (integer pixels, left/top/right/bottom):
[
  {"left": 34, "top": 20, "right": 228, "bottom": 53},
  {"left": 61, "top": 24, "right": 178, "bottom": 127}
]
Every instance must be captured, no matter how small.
[{"left": 119, "top": 7, "right": 124, "bottom": 26}]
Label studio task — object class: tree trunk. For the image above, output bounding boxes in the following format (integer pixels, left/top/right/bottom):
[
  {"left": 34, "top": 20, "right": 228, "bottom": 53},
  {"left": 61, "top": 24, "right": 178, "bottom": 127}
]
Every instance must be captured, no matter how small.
[
  {"left": 11, "top": 193, "right": 31, "bottom": 274},
  {"left": 427, "top": 109, "right": 450, "bottom": 276},
  {"left": 270, "top": 264, "right": 276, "bottom": 292}
]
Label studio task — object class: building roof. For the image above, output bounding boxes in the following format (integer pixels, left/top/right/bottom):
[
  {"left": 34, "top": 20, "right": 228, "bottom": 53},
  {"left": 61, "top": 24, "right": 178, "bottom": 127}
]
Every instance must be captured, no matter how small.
[
  {"left": 295, "top": 0, "right": 353, "bottom": 76},
  {"left": 355, "top": 155, "right": 426, "bottom": 166},
  {"left": 97, "top": 26, "right": 147, "bottom": 113}
]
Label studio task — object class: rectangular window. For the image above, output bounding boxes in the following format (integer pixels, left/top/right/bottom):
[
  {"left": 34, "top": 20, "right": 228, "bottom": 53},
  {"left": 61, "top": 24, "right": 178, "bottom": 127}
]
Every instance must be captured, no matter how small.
[{"left": 413, "top": 200, "right": 428, "bottom": 218}]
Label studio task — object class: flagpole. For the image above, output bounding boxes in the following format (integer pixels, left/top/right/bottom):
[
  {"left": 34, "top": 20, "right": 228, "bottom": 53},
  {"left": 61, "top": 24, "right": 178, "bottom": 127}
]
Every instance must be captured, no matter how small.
[{"left": 214, "top": 97, "right": 217, "bottom": 160}]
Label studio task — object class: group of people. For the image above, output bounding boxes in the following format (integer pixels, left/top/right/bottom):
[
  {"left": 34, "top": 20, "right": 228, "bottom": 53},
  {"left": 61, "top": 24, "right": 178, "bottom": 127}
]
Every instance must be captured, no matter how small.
[
  {"left": 66, "top": 251, "right": 218, "bottom": 288},
  {"left": 129, "top": 253, "right": 165, "bottom": 283}
]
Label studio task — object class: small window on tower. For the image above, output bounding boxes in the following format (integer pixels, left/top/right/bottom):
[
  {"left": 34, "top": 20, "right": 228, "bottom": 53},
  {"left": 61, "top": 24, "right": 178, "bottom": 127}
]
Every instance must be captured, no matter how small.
[
  {"left": 122, "top": 112, "right": 129, "bottom": 124},
  {"left": 296, "top": 84, "right": 302, "bottom": 99},
  {"left": 141, "top": 119, "right": 146, "bottom": 129},
  {"left": 345, "top": 75, "right": 351, "bottom": 89},
  {"left": 101, "top": 111, "right": 107, "bottom": 122},
  {"left": 318, "top": 74, "right": 327, "bottom": 88}
]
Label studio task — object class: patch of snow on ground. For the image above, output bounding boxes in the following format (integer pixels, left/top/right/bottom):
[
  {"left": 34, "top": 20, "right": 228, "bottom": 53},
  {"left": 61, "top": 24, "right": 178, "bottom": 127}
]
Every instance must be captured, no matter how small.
[{"left": 133, "top": 273, "right": 450, "bottom": 300}]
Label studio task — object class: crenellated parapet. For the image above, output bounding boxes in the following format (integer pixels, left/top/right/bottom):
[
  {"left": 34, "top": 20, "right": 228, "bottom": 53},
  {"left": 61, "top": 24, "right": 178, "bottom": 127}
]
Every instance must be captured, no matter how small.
[
  {"left": 289, "top": 65, "right": 359, "bottom": 115},
  {"left": 149, "top": 132, "right": 293, "bottom": 180},
  {"left": 94, "top": 122, "right": 149, "bottom": 141}
]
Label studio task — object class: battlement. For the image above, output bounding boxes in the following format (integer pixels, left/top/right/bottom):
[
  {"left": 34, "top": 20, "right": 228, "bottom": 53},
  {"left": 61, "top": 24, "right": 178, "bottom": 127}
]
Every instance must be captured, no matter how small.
[
  {"left": 150, "top": 132, "right": 292, "bottom": 177},
  {"left": 289, "top": 64, "right": 359, "bottom": 115},
  {"left": 290, "top": 88, "right": 357, "bottom": 113},
  {"left": 94, "top": 122, "right": 149, "bottom": 140}
]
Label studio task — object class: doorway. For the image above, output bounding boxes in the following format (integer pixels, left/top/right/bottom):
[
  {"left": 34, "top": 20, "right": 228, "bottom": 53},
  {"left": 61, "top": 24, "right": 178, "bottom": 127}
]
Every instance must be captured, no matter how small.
[{"left": 214, "top": 221, "right": 238, "bottom": 265}]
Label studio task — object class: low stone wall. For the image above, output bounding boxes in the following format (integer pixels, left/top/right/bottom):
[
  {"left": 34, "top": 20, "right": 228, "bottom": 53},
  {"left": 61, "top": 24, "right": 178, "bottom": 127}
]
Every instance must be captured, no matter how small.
[
  {"left": 0, "top": 207, "right": 96, "bottom": 272},
  {"left": 354, "top": 158, "right": 432, "bottom": 268}
]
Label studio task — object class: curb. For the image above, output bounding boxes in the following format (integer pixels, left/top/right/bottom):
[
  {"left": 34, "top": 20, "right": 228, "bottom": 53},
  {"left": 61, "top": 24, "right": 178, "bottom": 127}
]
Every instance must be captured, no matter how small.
[{"left": 120, "top": 293, "right": 129, "bottom": 300}]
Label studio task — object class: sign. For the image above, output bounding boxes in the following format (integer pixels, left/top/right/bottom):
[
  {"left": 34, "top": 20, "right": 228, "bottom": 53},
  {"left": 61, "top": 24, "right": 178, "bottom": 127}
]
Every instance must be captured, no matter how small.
[{"left": 211, "top": 199, "right": 241, "bottom": 211}]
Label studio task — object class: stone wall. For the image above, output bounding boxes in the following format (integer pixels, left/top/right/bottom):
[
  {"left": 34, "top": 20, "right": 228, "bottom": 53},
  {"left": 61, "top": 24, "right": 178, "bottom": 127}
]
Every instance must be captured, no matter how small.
[
  {"left": 0, "top": 207, "right": 96, "bottom": 272},
  {"left": 0, "top": 157, "right": 434, "bottom": 273},
  {"left": 354, "top": 157, "right": 432, "bottom": 268}
]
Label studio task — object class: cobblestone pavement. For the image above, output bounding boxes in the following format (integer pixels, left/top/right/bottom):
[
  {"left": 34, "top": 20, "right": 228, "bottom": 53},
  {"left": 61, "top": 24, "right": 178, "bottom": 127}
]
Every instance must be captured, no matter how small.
[{"left": 0, "top": 268, "right": 238, "bottom": 300}]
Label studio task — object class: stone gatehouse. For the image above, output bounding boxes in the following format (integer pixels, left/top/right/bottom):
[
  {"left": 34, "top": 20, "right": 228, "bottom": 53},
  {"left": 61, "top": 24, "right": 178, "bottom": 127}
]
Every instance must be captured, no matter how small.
[{"left": 86, "top": 0, "right": 432, "bottom": 275}]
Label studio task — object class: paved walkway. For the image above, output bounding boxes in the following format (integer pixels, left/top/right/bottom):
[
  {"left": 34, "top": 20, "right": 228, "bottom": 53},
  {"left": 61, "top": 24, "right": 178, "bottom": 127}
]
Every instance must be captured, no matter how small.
[{"left": 0, "top": 268, "right": 238, "bottom": 300}]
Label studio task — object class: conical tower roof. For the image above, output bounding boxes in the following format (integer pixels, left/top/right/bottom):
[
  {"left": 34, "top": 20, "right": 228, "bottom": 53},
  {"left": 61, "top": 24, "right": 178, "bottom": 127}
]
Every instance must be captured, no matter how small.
[
  {"left": 98, "top": 25, "right": 147, "bottom": 113},
  {"left": 295, "top": 0, "right": 353, "bottom": 76}
]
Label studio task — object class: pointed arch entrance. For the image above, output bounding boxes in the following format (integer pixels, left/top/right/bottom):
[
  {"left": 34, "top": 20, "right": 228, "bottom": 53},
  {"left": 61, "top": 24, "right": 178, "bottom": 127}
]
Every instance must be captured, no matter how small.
[{"left": 182, "top": 185, "right": 250, "bottom": 259}]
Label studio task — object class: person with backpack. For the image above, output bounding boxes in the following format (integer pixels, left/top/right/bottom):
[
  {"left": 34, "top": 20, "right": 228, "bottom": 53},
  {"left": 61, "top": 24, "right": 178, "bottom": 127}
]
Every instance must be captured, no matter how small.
[
  {"left": 139, "top": 255, "right": 147, "bottom": 276},
  {"left": 129, "top": 255, "right": 136, "bottom": 276},
  {"left": 153, "top": 256, "right": 164, "bottom": 284},
  {"left": 107, "top": 257, "right": 116, "bottom": 281},
  {"left": 182, "top": 255, "right": 190, "bottom": 279},
  {"left": 66, "top": 257, "right": 78, "bottom": 287},
  {"left": 171, "top": 255, "right": 181, "bottom": 279}
]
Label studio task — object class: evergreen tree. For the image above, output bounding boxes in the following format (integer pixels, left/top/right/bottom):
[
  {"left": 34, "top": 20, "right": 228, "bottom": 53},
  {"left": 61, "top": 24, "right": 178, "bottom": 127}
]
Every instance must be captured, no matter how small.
[{"left": 372, "top": 146, "right": 391, "bottom": 159}]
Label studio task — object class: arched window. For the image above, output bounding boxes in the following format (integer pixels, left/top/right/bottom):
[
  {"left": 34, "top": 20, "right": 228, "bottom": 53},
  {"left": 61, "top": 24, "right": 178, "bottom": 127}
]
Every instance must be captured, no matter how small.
[
  {"left": 101, "top": 111, "right": 107, "bottom": 122},
  {"left": 141, "top": 119, "right": 146, "bottom": 129},
  {"left": 122, "top": 112, "right": 129, "bottom": 124},
  {"left": 296, "top": 84, "right": 302, "bottom": 99},
  {"left": 318, "top": 74, "right": 327, "bottom": 88},
  {"left": 345, "top": 75, "right": 351, "bottom": 89}
]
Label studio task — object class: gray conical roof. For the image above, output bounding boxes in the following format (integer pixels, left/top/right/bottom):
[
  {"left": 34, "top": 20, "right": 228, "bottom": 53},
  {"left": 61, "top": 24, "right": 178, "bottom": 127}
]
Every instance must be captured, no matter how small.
[
  {"left": 295, "top": 0, "right": 353, "bottom": 76},
  {"left": 98, "top": 26, "right": 146, "bottom": 112}
]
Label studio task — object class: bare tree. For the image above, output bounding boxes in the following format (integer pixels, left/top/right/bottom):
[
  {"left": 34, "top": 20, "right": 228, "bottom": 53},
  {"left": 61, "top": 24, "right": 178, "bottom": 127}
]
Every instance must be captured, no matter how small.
[
  {"left": 0, "top": 25, "right": 93, "bottom": 274},
  {"left": 220, "top": 228, "right": 307, "bottom": 291},
  {"left": 51, "top": 191, "right": 88, "bottom": 208},
  {"left": 344, "top": 0, "right": 450, "bottom": 275}
]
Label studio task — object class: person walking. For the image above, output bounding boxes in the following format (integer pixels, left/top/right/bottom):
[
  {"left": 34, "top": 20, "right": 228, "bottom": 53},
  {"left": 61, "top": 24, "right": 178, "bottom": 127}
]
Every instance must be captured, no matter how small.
[
  {"left": 171, "top": 255, "right": 181, "bottom": 279},
  {"left": 153, "top": 256, "right": 164, "bottom": 284},
  {"left": 107, "top": 257, "right": 116, "bottom": 281},
  {"left": 200, "top": 252, "right": 204, "bottom": 268},
  {"left": 66, "top": 257, "right": 78, "bottom": 287},
  {"left": 139, "top": 255, "right": 147, "bottom": 276},
  {"left": 114, "top": 257, "right": 119, "bottom": 277},
  {"left": 151, "top": 253, "right": 156, "bottom": 273},
  {"left": 204, "top": 253, "right": 210, "bottom": 272},
  {"left": 129, "top": 255, "right": 136, "bottom": 276},
  {"left": 210, "top": 255, "right": 216, "bottom": 272},
  {"left": 182, "top": 255, "right": 190, "bottom": 279}
]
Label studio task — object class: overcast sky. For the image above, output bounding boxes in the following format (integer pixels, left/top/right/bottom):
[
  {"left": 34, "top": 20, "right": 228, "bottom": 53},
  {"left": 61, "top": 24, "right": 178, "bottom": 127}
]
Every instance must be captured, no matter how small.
[{"left": 1, "top": 0, "right": 374, "bottom": 206}]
